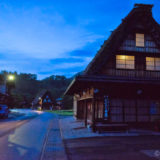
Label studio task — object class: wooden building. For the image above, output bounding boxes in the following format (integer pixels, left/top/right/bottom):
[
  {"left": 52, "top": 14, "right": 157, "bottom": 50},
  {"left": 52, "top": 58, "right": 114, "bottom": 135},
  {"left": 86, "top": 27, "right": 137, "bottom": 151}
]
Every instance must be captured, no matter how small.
[
  {"left": 32, "top": 90, "right": 54, "bottom": 110},
  {"left": 65, "top": 4, "right": 160, "bottom": 132}
]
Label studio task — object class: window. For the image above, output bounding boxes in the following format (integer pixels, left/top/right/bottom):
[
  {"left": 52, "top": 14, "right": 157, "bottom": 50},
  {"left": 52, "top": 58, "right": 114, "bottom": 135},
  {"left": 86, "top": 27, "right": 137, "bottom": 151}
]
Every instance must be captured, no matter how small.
[
  {"left": 146, "top": 57, "right": 160, "bottom": 71},
  {"left": 116, "top": 55, "right": 135, "bottom": 69},
  {"left": 136, "top": 33, "right": 144, "bottom": 47}
]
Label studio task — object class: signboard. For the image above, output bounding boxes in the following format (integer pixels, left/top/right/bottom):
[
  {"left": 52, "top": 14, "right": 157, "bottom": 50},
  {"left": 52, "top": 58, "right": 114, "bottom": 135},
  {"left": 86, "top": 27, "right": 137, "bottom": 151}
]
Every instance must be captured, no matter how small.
[{"left": 104, "top": 96, "right": 109, "bottom": 118}]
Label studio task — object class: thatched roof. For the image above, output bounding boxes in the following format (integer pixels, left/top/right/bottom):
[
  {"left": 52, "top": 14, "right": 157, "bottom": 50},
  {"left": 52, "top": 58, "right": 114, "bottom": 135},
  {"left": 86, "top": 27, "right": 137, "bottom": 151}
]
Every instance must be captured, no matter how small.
[
  {"left": 32, "top": 90, "right": 53, "bottom": 105},
  {"left": 84, "top": 4, "right": 160, "bottom": 75},
  {"left": 65, "top": 3, "right": 160, "bottom": 95}
]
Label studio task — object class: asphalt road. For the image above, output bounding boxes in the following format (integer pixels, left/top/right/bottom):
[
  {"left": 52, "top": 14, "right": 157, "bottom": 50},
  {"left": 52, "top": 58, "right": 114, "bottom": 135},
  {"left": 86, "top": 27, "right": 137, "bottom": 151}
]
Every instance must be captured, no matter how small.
[{"left": 0, "top": 109, "right": 54, "bottom": 160}]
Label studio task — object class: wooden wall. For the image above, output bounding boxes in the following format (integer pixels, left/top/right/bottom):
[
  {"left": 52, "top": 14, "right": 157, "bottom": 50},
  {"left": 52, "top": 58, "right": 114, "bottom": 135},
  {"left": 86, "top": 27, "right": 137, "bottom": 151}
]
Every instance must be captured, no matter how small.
[
  {"left": 109, "top": 98, "right": 160, "bottom": 123},
  {"left": 100, "top": 54, "right": 160, "bottom": 79}
]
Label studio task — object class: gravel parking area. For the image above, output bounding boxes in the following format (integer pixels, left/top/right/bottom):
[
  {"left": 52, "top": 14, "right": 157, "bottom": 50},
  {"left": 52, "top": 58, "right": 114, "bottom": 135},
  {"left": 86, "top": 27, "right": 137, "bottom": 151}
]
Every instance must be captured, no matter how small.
[
  {"left": 59, "top": 116, "right": 160, "bottom": 160},
  {"left": 59, "top": 117, "right": 160, "bottom": 139},
  {"left": 64, "top": 136, "right": 160, "bottom": 160}
]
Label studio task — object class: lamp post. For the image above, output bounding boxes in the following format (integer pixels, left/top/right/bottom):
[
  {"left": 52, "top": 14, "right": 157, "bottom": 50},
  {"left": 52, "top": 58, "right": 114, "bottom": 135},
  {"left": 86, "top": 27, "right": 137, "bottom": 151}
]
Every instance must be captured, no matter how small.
[
  {"left": 5, "top": 74, "right": 15, "bottom": 108},
  {"left": 6, "top": 74, "right": 15, "bottom": 95}
]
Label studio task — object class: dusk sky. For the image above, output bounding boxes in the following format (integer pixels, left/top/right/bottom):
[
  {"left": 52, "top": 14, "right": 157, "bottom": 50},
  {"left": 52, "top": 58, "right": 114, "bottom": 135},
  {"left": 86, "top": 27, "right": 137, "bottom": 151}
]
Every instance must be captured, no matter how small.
[{"left": 0, "top": 0, "right": 159, "bottom": 79}]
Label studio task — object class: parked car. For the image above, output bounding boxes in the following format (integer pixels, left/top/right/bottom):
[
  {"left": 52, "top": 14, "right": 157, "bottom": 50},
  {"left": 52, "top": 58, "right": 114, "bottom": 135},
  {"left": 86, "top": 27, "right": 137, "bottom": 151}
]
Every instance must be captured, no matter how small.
[{"left": 0, "top": 104, "right": 9, "bottom": 118}]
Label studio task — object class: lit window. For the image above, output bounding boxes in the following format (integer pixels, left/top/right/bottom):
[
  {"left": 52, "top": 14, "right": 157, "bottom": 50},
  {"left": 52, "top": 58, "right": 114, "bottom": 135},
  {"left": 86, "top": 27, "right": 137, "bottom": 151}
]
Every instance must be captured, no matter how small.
[
  {"left": 146, "top": 57, "right": 160, "bottom": 71},
  {"left": 136, "top": 33, "right": 144, "bottom": 47},
  {"left": 116, "top": 55, "right": 135, "bottom": 69}
]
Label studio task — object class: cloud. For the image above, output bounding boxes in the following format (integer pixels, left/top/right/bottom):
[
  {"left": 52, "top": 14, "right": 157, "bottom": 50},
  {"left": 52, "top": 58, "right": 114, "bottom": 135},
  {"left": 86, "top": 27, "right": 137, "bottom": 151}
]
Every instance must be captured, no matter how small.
[
  {"left": 0, "top": 0, "right": 159, "bottom": 80},
  {"left": 0, "top": 1, "right": 106, "bottom": 79},
  {"left": 0, "top": 49, "right": 92, "bottom": 79},
  {"left": 50, "top": 57, "right": 84, "bottom": 64},
  {"left": 0, "top": 2, "right": 103, "bottom": 59}
]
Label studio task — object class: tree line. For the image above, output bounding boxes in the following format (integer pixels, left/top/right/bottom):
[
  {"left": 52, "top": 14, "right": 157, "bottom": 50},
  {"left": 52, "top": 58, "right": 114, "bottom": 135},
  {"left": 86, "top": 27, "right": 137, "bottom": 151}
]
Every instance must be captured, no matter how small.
[{"left": 0, "top": 71, "right": 73, "bottom": 109}]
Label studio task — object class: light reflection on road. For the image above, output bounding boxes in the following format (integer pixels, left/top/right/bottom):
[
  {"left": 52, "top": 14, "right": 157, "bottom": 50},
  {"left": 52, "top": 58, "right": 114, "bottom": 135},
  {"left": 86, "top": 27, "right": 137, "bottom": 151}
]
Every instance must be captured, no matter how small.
[
  {"left": 11, "top": 109, "right": 43, "bottom": 117},
  {"left": 34, "top": 110, "right": 43, "bottom": 115},
  {"left": 0, "top": 109, "right": 53, "bottom": 160}
]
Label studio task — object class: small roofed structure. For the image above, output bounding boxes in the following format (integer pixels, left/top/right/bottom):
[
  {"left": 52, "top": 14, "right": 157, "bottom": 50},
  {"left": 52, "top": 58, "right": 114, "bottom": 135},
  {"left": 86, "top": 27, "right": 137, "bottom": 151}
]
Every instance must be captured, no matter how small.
[
  {"left": 56, "top": 98, "right": 62, "bottom": 110},
  {"left": 32, "top": 90, "right": 54, "bottom": 110}
]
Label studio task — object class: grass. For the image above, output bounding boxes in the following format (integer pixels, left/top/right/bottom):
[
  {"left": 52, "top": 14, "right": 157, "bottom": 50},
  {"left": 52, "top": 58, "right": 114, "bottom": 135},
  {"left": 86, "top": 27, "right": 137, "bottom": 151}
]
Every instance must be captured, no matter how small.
[{"left": 46, "top": 110, "right": 73, "bottom": 116}]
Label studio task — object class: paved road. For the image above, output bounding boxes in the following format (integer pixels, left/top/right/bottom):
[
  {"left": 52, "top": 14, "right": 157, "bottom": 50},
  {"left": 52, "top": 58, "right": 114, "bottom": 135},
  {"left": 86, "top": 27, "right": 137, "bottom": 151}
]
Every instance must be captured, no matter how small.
[{"left": 0, "top": 109, "right": 54, "bottom": 160}]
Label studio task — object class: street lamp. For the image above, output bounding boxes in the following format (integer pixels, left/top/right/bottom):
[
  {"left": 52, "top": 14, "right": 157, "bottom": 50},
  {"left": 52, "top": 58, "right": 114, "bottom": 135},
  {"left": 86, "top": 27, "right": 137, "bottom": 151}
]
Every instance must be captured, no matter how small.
[
  {"left": 6, "top": 74, "right": 15, "bottom": 94},
  {"left": 7, "top": 75, "right": 15, "bottom": 81},
  {"left": 4, "top": 74, "right": 16, "bottom": 109}
]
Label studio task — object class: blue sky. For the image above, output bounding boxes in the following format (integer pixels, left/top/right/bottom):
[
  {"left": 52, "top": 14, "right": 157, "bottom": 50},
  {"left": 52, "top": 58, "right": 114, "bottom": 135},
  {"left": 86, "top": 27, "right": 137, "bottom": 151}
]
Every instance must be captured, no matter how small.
[{"left": 0, "top": 0, "right": 159, "bottom": 79}]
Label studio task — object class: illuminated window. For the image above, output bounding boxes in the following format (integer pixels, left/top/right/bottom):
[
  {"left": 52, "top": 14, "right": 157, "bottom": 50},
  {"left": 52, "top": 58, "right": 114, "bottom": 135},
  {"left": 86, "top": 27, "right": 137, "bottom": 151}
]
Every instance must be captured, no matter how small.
[
  {"left": 146, "top": 57, "right": 160, "bottom": 71},
  {"left": 136, "top": 33, "right": 144, "bottom": 47},
  {"left": 116, "top": 55, "right": 135, "bottom": 69}
]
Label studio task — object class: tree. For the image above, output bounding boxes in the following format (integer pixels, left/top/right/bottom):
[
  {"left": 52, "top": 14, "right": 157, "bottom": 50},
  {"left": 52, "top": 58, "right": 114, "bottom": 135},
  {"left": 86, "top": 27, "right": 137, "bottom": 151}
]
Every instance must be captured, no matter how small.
[{"left": 0, "top": 70, "right": 75, "bottom": 109}]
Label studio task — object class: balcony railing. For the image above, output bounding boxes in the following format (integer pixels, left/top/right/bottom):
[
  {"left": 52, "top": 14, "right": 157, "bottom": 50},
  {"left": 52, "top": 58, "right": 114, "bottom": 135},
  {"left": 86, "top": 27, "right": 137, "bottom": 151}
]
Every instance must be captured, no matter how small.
[{"left": 106, "top": 69, "right": 160, "bottom": 80}]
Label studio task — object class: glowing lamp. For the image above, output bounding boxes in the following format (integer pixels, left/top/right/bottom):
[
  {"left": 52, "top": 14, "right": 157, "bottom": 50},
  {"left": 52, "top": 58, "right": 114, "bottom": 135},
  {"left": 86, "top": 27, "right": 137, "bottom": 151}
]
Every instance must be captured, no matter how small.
[{"left": 8, "top": 75, "right": 15, "bottom": 81}]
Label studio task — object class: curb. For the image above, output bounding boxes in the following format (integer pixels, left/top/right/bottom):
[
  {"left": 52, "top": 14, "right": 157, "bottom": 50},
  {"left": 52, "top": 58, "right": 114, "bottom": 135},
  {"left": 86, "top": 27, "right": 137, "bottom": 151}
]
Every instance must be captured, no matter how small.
[
  {"left": 59, "top": 118, "right": 69, "bottom": 160},
  {"left": 40, "top": 115, "right": 68, "bottom": 160},
  {"left": 40, "top": 119, "right": 53, "bottom": 160}
]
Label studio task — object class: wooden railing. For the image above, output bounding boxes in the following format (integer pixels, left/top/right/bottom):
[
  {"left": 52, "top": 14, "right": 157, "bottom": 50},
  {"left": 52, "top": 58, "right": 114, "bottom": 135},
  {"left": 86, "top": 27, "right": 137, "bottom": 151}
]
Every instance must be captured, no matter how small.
[{"left": 106, "top": 69, "right": 160, "bottom": 80}]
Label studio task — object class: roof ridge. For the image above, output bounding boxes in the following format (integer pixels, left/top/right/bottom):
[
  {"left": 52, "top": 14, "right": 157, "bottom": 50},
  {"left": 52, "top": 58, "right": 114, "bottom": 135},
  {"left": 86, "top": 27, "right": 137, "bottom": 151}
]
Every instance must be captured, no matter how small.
[{"left": 134, "top": 3, "right": 153, "bottom": 9}]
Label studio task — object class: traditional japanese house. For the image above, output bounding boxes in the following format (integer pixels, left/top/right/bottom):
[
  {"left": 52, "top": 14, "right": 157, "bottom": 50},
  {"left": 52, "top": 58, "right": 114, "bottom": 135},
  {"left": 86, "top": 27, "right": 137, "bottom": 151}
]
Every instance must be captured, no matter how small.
[
  {"left": 32, "top": 90, "right": 54, "bottom": 110},
  {"left": 65, "top": 4, "right": 160, "bottom": 132}
]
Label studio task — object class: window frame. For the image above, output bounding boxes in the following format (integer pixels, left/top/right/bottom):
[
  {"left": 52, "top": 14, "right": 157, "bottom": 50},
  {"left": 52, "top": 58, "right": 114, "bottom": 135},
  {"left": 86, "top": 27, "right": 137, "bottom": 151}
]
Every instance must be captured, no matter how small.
[
  {"left": 116, "top": 55, "right": 135, "bottom": 70},
  {"left": 146, "top": 57, "right": 160, "bottom": 71},
  {"left": 136, "top": 33, "right": 145, "bottom": 47}
]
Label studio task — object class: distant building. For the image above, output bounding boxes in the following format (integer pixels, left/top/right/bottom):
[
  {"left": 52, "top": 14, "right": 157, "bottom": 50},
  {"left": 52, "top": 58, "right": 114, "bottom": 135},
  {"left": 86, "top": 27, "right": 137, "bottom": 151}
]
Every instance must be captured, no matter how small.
[
  {"left": 56, "top": 98, "right": 62, "bottom": 110},
  {"left": 32, "top": 90, "right": 54, "bottom": 110},
  {"left": 0, "top": 74, "right": 8, "bottom": 105},
  {"left": 65, "top": 4, "right": 160, "bottom": 132}
]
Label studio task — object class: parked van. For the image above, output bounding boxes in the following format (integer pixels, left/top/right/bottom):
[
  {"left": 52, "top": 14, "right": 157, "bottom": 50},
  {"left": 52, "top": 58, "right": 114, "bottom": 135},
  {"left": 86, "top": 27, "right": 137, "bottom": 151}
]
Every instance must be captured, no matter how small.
[{"left": 0, "top": 104, "right": 9, "bottom": 118}]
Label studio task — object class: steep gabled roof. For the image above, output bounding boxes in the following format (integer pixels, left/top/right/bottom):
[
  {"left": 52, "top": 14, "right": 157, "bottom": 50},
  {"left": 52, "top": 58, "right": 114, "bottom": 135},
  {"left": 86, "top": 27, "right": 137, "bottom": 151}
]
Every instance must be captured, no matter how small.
[
  {"left": 32, "top": 89, "right": 53, "bottom": 105},
  {"left": 84, "top": 4, "right": 160, "bottom": 75},
  {"left": 64, "top": 3, "right": 160, "bottom": 96}
]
